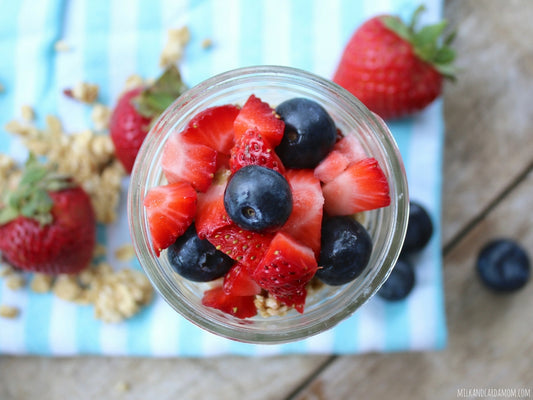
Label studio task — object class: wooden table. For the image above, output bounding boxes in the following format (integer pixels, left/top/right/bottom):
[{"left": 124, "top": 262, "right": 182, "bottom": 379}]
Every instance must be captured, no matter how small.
[{"left": 1, "top": 1, "right": 532, "bottom": 398}]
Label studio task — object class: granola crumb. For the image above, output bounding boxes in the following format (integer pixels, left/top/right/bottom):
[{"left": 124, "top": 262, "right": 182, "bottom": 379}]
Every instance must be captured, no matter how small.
[
  {"left": 30, "top": 273, "right": 53, "bottom": 293},
  {"left": 93, "top": 243, "right": 107, "bottom": 258},
  {"left": 5, "top": 274, "right": 26, "bottom": 291},
  {"left": 159, "top": 26, "right": 190, "bottom": 68},
  {"left": 0, "top": 264, "right": 14, "bottom": 277},
  {"left": 254, "top": 292, "right": 289, "bottom": 317},
  {"left": 115, "top": 244, "right": 136, "bottom": 262},
  {"left": 21, "top": 105, "right": 35, "bottom": 122},
  {"left": 54, "top": 39, "right": 71, "bottom": 52},
  {"left": 0, "top": 304, "right": 19, "bottom": 319},
  {"left": 201, "top": 38, "right": 213, "bottom": 49},
  {"left": 91, "top": 103, "right": 111, "bottom": 131},
  {"left": 124, "top": 74, "right": 145, "bottom": 91},
  {"left": 53, "top": 275, "right": 83, "bottom": 302},
  {"left": 114, "top": 380, "right": 131, "bottom": 393},
  {"left": 353, "top": 212, "right": 367, "bottom": 226},
  {"left": 71, "top": 82, "right": 99, "bottom": 104}
]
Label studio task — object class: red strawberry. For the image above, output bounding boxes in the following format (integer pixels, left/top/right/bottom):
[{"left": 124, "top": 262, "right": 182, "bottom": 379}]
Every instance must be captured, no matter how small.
[
  {"left": 181, "top": 104, "right": 240, "bottom": 155},
  {"left": 314, "top": 135, "right": 367, "bottom": 183},
  {"left": 252, "top": 232, "right": 318, "bottom": 312},
  {"left": 233, "top": 95, "right": 285, "bottom": 147},
  {"left": 143, "top": 181, "right": 197, "bottom": 256},
  {"left": 161, "top": 131, "right": 217, "bottom": 192},
  {"left": 229, "top": 128, "right": 285, "bottom": 174},
  {"left": 110, "top": 66, "right": 187, "bottom": 173},
  {"left": 281, "top": 169, "right": 323, "bottom": 256},
  {"left": 0, "top": 157, "right": 95, "bottom": 274},
  {"left": 195, "top": 175, "right": 274, "bottom": 269},
  {"left": 332, "top": 6, "right": 455, "bottom": 120},
  {"left": 322, "top": 157, "right": 390, "bottom": 216},
  {"left": 201, "top": 286, "right": 257, "bottom": 318},
  {"left": 223, "top": 263, "right": 261, "bottom": 296}
]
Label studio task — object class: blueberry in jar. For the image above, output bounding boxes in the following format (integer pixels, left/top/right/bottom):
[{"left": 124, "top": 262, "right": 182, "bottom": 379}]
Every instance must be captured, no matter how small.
[
  {"left": 167, "top": 224, "right": 235, "bottom": 282},
  {"left": 402, "top": 201, "right": 434, "bottom": 255},
  {"left": 476, "top": 238, "right": 530, "bottom": 292},
  {"left": 275, "top": 98, "right": 337, "bottom": 169},
  {"left": 317, "top": 216, "right": 373, "bottom": 286},
  {"left": 223, "top": 165, "right": 293, "bottom": 232},
  {"left": 377, "top": 257, "right": 415, "bottom": 301}
]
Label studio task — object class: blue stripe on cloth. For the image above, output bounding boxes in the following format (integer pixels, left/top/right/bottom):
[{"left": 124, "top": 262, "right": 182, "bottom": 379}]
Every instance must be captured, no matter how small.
[{"left": 288, "top": 0, "right": 313, "bottom": 70}]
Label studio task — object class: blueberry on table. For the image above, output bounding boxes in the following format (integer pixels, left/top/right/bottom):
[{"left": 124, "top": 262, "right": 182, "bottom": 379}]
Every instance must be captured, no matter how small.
[
  {"left": 275, "top": 98, "right": 337, "bottom": 169},
  {"left": 476, "top": 239, "right": 530, "bottom": 292},
  {"left": 402, "top": 201, "right": 434, "bottom": 255},
  {"left": 377, "top": 257, "right": 415, "bottom": 301},
  {"left": 317, "top": 216, "right": 373, "bottom": 286},
  {"left": 167, "top": 224, "right": 234, "bottom": 282},
  {"left": 224, "top": 165, "right": 293, "bottom": 232}
]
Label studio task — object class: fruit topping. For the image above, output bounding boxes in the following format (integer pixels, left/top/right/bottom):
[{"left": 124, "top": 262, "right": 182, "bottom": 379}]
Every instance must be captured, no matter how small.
[
  {"left": 476, "top": 239, "right": 530, "bottom": 292},
  {"left": 275, "top": 98, "right": 337, "bottom": 169},
  {"left": 377, "top": 257, "right": 415, "bottom": 301},
  {"left": 201, "top": 286, "right": 257, "bottom": 319},
  {"left": 281, "top": 169, "right": 324, "bottom": 256},
  {"left": 161, "top": 129, "right": 217, "bottom": 192},
  {"left": 317, "top": 216, "right": 373, "bottom": 286},
  {"left": 223, "top": 165, "right": 292, "bottom": 232},
  {"left": 402, "top": 201, "right": 434, "bottom": 255},
  {"left": 223, "top": 263, "right": 261, "bottom": 296},
  {"left": 180, "top": 104, "right": 240, "bottom": 155},
  {"left": 143, "top": 181, "right": 197, "bottom": 256},
  {"left": 252, "top": 232, "right": 318, "bottom": 312},
  {"left": 229, "top": 128, "right": 285, "bottom": 174},
  {"left": 322, "top": 157, "right": 390, "bottom": 215},
  {"left": 166, "top": 224, "right": 234, "bottom": 282},
  {"left": 233, "top": 94, "right": 285, "bottom": 147},
  {"left": 314, "top": 135, "right": 367, "bottom": 183}
]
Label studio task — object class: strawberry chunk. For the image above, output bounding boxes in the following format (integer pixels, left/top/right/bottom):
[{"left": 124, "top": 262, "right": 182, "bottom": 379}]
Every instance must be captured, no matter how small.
[
  {"left": 144, "top": 182, "right": 197, "bottom": 256},
  {"left": 196, "top": 176, "right": 274, "bottom": 269},
  {"left": 202, "top": 286, "right": 257, "bottom": 319},
  {"left": 314, "top": 135, "right": 367, "bottom": 183},
  {"left": 322, "top": 157, "right": 390, "bottom": 215},
  {"left": 229, "top": 128, "right": 285, "bottom": 174},
  {"left": 281, "top": 169, "right": 323, "bottom": 256},
  {"left": 223, "top": 263, "right": 261, "bottom": 296},
  {"left": 181, "top": 104, "right": 240, "bottom": 155},
  {"left": 161, "top": 131, "right": 217, "bottom": 192},
  {"left": 252, "top": 232, "right": 318, "bottom": 313},
  {"left": 234, "top": 95, "right": 285, "bottom": 147}
]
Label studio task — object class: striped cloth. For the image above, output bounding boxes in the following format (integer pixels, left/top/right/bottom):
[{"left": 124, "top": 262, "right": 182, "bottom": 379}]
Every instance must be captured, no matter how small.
[{"left": 0, "top": 0, "right": 446, "bottom": 356}]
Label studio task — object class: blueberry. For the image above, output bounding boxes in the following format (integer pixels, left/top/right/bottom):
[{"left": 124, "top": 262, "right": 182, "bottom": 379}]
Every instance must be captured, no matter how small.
[
  {"left": 224, "top": 165, "right": 292, "bottom": 232},
  {"left": 167, "top": 224, "right": 234, "bottom": 282},
  {"left": 377, "top": 257, "right": 415, "bottom": 301},
  {"left": 317, "top": 216, "right": 373, "bottom": 286},
  {"left": 402, "top": 201, "right": 434, "bottom": 255},
  {"left": 275, "top": 98, "right": 337, "bottom": 169},
  {"left": 476, "top": 239, "right": 530, "bottom": 292}
]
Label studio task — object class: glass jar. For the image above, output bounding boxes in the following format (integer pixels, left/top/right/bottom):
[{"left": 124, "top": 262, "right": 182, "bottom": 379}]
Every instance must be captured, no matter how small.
[{"left": 128, "top": 65, "right": 409, "bottom": 344}]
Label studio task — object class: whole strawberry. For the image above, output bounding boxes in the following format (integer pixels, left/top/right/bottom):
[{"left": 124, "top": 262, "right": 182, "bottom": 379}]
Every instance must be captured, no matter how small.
[
  {"left": 110, "top": 66, "right": 187, "bottom": 173},
  {"left": 333, "top": 6, "right": 455, "bottom": 120},
  {"left": 0, "top": 157, "right": 96, "bottom": 274}
]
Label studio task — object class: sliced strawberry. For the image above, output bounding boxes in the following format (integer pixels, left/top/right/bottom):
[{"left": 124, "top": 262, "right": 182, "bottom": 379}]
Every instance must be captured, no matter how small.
[
  {"left": 223, "top": 263, "right": 261, "bottom": 296},
  {"left": 229, "top": 128, "right": 285, "bottom": 174},
  {"left": 281, "top": 169, "right": 323, "bottom": 256},
  {"left": 195, "top": 175, "right": 274, "bottom": 269},
  {"left": 181, "top": 104, "right": 240, "bottom": 155},
  {"left": 202, "top": 286, "right": 257, "bottom": 318},
  {"left": 161, "top": 131, "right": 217, "bottom": 192},
  {"left": 314, "top": 135, "right": 367, "bottom": 183},
  {"left": 322, "top": 157, "right": 390, "bottom": 215},
  {"left": 143, "top": 182, "right": 197, "bottom": 256},
  {"left": 252, "top": 232, "right": 318, "bottom": 313},
  {"left": 233, "top": 95, "right": 285, "bottom": 147}
]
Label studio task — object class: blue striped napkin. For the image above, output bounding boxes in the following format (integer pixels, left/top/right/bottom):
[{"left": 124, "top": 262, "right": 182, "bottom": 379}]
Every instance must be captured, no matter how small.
[{"left": 0, "top": 0, "right": 446, "bottom": 356}]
